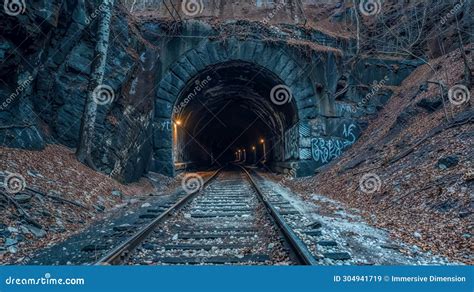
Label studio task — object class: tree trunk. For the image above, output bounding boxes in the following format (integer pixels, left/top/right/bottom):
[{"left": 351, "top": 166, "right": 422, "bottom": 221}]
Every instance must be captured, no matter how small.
[
  {"left": 455, "top": 15, "right": 472, "bottom": 87},
  {"left": 76, "top": 0, "right": 115, "bottom": 168}
]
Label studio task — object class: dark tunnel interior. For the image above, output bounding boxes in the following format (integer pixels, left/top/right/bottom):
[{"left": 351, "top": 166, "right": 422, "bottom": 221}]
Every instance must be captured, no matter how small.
[{"left": 172, "top": 61, "right": 298, "bottom": 168}]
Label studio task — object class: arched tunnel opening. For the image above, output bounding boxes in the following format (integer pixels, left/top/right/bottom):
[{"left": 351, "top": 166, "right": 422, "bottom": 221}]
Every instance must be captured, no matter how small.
[{"left": 171, "top": 61, "right": 298, "bottom": 169}]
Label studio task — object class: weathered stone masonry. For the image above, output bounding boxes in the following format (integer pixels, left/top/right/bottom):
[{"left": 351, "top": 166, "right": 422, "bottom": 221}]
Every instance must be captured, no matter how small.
[{"left": 0, "top": 2, "right": 422, "bottom": 181}]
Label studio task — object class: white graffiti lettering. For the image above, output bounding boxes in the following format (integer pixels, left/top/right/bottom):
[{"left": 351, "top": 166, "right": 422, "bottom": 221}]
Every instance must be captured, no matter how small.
[{"left": 311, "top": 123, "right": 358, "bottom": 163}]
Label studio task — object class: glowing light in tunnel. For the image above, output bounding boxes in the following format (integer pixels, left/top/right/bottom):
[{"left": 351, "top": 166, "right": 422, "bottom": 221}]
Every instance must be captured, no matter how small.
[
  {"left": 260, "top": 139, "right": 267, "bottom": 162},
  {"left": 173, "top": 120, "right": 181, "bottom": 163}
]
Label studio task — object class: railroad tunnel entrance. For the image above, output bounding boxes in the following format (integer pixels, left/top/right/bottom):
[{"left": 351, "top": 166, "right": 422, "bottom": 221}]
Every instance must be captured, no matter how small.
[
  {"left": 151, "top": 40, "right": 324, "bottom": 177},
  {"left": 171, "top": 61, "right": 298, "bottom": 170}
]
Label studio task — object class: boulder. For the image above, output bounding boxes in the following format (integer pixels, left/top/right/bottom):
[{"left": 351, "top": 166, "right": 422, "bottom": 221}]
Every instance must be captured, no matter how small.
[
  {"left": 416, "top": 96, "right": 443, "bottom": 113},
  {"left": 13, "top": 194, "right": 32, "bottom": 204},
  {"left": 25, "top": 225, "right": 47, "bottom": 238},
  {"left": 437, "top": 156, "right": 459, "bottom": 170}
]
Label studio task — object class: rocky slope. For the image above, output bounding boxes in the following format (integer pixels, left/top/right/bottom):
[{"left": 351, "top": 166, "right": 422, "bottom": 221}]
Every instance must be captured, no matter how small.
[
  {"left": 281, "top": 45, "right": 473, "bottom": 264},
  {"left": 0, "top": 1, "right": 156, "bottom": 182},
  {"left": 0, "top": 144, "right": 172, "bottom": 264}
]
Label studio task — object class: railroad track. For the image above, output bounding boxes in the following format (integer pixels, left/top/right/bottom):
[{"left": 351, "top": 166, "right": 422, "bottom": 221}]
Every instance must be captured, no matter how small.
[{"left": 96, "top": 165, "right": 318, "bottom": 265}]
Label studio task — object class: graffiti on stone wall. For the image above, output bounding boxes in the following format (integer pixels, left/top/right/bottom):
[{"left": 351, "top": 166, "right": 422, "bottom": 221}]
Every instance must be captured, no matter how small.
[
  {"left": 299, "top": 148, "right": 312, "bottom": 160},
  {"left": 157, "top": 120, "right": 171, "bottom": 131},
  {"left": 284, "top": 124, "right": 299, "bottom": 160},
  {"left": 343, "top": 123, "right": 357, "bottom": 144},
  {"left": 336, "top": 103, "right": 357, "bottom": 115},
  {"left": 153, "top": 120, "right": 173, "bottom": 155},
  {"left": 311, "top": 138, "right": 344, "bottom": 163},
  {"left": 311, "top": 123, "right": 358, "bottom": 163}
]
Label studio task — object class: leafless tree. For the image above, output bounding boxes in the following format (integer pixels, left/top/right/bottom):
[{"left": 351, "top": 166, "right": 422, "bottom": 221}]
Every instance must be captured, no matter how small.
[{"left": 76, "top": 0, "right": 116, "bottom": 168}]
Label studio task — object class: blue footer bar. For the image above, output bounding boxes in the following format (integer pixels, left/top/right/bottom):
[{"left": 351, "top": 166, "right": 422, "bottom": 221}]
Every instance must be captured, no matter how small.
[{"left": 0, "top": 266, "right": 472, "bottom": 292}]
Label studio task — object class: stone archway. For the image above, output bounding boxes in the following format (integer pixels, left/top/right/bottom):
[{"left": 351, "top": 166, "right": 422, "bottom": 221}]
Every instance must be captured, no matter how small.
[{"left": 151, "top": 40, "right": 319, "bottom": 176}]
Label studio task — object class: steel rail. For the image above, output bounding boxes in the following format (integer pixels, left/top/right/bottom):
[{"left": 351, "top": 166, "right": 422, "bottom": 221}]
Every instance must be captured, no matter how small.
[
  {"left": 95, "top": 167, "right": 223, "bottom": 265},
  {"left": 238, "top": 165, "right": 319, "bottom": 265}
]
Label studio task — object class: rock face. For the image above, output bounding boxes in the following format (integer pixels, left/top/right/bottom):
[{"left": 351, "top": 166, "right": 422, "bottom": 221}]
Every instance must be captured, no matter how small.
[
  {"left": 1, "top": 2, "right": 153, "bottom": 182},
  {"left": 0, "top": 1, "right": 424, "bottom": 181}
]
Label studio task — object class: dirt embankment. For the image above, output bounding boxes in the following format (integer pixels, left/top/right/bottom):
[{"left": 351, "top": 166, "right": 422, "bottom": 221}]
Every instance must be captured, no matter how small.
[
  {"left": 0, "top": 144, "right": 181, "bottom": 264},
  {"left": 283, "top": 46, "right": 473, "bottom": 264}
]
